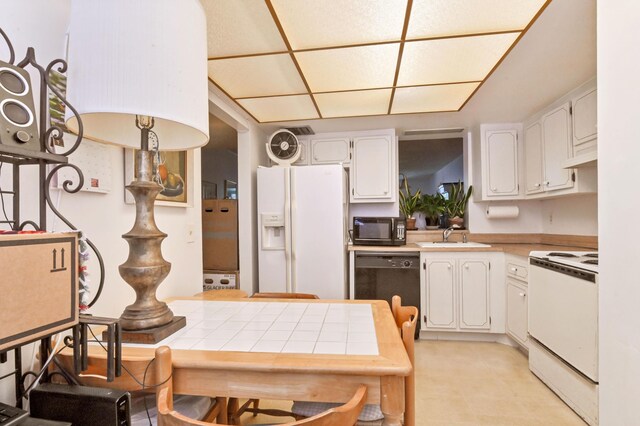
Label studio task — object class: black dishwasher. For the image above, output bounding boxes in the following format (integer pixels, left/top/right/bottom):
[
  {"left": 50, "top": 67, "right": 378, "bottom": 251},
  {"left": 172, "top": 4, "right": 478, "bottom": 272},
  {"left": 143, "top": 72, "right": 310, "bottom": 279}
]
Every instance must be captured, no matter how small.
[{"left": 354, "top": 252, "right": 420, "bottom": 337}]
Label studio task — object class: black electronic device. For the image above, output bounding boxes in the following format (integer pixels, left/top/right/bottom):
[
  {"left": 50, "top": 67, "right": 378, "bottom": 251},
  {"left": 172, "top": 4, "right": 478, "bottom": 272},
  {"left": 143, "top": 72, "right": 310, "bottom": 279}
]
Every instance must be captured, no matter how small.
[
  {"left": 0, "top": 59, "right": 40, "bottom": 153},
  {"left": 29, "top": 383, "right": 130, "bottom": 426},
  {"left": 0, "top": 401, "right": 28, "bottom": 425}
]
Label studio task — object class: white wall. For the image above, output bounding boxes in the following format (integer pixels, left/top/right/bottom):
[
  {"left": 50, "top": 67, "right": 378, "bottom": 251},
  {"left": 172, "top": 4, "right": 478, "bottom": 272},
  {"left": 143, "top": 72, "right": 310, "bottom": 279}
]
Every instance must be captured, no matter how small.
[
  {"left": 1, "top": 0, "right": 203, "bottom": 403},
  {"left": 540, "top": 194, "right": 598, "bottom": 236},
  {"left": 598, "top": 2, "right": 640, "bottom": 424},
  {"left": 237, "top": 124, "right": 268, "bottom": 294}
]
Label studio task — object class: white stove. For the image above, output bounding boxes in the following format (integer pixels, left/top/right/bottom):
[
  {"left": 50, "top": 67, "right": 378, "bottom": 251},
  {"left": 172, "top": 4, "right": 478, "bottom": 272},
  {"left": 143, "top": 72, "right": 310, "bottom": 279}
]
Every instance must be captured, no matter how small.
[
  {"left": 529, "top": 250, "right": 599, "bottom": 273},
  {"left": 528, "top": 249, "right": 599, "bottom": 425}
]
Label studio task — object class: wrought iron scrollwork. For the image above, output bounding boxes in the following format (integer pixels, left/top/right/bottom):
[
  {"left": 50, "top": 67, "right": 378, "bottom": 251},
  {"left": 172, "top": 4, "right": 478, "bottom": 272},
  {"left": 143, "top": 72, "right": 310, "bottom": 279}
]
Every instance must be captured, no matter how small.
[
  {"left": 0, "top": 27, "right": 15, "bottom": 64},
  {"left": 44, "top": 164, "right": 105, "bottom": 307}
]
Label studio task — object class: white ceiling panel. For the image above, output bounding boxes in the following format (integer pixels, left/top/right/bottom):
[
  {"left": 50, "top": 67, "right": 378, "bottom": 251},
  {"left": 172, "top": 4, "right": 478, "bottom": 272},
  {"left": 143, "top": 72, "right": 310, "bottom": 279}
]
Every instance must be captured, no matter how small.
[
  {"left": 391, "top": 83, "right": 480, "bottom": 114},
  {"left": 398, "top": 33, "right": 519, "bottom": 86},
  {"left": 271, "top": 0, "right": 407, "bottom": 50},
  {"left": 238, "top": 95, "right": 319, "bottom": 122},
  {"left": 407, "top": 0, "right": 548, "bottom": 40},
  {"left": 208, "top": 54, "right": 307, "bottom": 98},
  {"left": 295, "top": 44, "right": 400, "bottom": 92},
  {"left": 315, "top": 89, "right": 392, "bottom": 118},
  {"left": 201, "top": 0, "right": 286, "bottom": 57}
]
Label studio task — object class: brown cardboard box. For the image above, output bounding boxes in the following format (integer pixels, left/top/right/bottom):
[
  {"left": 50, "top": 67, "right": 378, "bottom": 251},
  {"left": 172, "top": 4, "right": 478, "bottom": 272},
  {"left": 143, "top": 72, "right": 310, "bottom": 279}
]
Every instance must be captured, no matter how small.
[
  {"left": 203, "top": 269, "right": 239, "bottom": 291},
  {"left": 0, "top": 232, "right": 78, "bottom": 352},
  {"left": 202, "top": 199, "right": 238, "bottom": 270}
]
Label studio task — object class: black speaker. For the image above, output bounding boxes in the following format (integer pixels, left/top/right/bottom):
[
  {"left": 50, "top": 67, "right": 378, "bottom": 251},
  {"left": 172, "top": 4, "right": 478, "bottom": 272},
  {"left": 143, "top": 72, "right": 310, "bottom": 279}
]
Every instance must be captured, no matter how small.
[
  {"left": 0, "top": 59, "right": 40, "bottom": 152},
  {"left": 29, "top": 383, "right": 130, "bottom": 426}
]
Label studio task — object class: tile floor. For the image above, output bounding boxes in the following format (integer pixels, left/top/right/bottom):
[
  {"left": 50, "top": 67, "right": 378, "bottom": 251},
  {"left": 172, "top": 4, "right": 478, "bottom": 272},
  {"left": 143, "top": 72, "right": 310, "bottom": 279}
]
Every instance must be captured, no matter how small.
[{"left": 240, "top": 340, "right": 586, "bottom": 425}]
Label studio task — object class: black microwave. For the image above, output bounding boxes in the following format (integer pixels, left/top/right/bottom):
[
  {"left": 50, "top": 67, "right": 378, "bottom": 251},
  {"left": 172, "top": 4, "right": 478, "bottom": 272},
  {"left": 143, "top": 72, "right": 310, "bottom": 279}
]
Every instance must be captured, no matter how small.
[{"left": 352, "top": 217, "right": 406, "bottom": 246}]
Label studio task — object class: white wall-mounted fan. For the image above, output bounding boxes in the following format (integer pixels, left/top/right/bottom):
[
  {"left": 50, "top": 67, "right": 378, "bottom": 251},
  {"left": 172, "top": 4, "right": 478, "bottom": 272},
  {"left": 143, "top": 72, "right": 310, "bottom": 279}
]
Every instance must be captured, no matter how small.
[{"left": 266, "top": 129, "right": 301, "bottom": 165}]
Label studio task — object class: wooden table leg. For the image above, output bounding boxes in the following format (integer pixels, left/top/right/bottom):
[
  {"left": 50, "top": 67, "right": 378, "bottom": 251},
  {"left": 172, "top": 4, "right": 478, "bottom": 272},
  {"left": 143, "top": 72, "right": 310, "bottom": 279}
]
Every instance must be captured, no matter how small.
[{"left": 381, "top": 376, "right": 404, "bottom": 426}]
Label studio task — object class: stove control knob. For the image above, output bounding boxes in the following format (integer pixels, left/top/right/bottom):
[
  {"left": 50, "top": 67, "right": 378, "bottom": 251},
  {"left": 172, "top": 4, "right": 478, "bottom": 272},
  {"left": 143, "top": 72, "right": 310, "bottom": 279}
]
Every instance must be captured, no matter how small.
[{"left": 402, "top": 260, "right": 412, "bottom": 268}]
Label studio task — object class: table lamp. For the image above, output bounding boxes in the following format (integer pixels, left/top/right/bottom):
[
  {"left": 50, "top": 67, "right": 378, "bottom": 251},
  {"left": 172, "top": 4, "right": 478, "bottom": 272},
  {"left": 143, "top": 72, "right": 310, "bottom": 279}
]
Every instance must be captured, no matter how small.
[{"left": 64, "top": 0, "right": 209, "bottom": 341}]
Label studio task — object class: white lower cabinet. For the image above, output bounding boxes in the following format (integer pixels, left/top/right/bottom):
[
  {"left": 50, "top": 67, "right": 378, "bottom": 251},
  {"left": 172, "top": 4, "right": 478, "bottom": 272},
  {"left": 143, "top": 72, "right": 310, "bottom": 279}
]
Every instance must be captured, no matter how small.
[
  {"left": 421, "top": 252, "right": 504, "bottom": 334},
  {"left": 505, "top": 254, "right": 529, "bottom": 348}
]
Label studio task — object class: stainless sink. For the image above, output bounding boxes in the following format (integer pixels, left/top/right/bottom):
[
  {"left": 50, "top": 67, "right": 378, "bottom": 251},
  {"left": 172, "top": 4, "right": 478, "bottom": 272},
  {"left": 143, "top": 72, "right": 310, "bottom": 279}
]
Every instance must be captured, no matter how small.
[{"left": 415, "top": 241, "right": 491, "bottom": 248}]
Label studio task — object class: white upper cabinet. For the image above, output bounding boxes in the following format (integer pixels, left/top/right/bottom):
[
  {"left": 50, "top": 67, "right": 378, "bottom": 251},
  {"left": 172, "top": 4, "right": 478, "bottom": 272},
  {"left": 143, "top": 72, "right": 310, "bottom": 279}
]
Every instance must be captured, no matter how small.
[
  {"left": 572, "top": 87, "right": 597, "bottom": 148},
  {"left": 522, "top": 80, "right": 597, "bottom": 198},
  {"left": 524, "top": 122, "right": 544, "bottom": 195},
  {"left": 350, "top": 133, "right": 396, "bottom": 203},
  {"left": 310, "top": 137, "right": 350, "bottom": 165},
  {"left": 289, "top": 129, "right": 397, "bottom": 204},
  {"left": 292, "top": 137, "right": 310, "bottom": 166},
  {"left": 541, "top": 103, "right": 574, "bottom": 191},
  {"left": 481, "top": 126, "right": 521, "bottom": 199}
]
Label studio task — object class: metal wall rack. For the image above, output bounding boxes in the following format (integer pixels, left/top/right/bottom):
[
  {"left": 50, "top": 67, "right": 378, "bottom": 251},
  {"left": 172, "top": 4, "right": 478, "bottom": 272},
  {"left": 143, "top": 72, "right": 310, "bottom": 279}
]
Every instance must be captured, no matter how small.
[{"left": 0, "top": 27, "right": 109, "bottom": 407}]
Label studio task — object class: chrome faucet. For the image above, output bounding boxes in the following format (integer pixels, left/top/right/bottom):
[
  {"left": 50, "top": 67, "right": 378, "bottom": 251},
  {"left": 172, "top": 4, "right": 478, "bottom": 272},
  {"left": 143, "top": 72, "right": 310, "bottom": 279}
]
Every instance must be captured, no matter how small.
[{"left": 443, "top": 226, "right": 455, "bottom": 242}]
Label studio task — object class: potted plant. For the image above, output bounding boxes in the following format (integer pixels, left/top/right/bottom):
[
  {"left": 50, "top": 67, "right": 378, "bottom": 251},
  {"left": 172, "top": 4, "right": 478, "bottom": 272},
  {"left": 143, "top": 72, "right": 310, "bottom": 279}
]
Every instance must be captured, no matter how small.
[
  {"left": 399, "top": 179, "right": 421, "bottom": 230},
  {"left": 443, "top": 181, "right": 473, "bottom": 228},
  {"left": 419, "top": 193, "right": 445, "bottom": 230}
]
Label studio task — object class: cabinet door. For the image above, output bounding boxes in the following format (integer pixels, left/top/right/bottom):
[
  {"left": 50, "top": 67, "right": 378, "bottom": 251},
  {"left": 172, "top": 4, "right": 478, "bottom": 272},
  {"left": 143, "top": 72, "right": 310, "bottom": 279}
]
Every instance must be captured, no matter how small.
[
  {"left": 524, "top": 122, "right": 544, "bottom": 195},
  {"left": 485, "top": 129, "right": 519, "bottom": 197},
  {"left": 293, "top": 138, "right": 310, "bottom": 166},
  {"left": 572, "top": 88, "right": 597, "bottom": 147},
  {"left": 425, "top": 259, "right": 457, "bottom": 329},
  {"left": 350, "top": 135, "right": 394, "bottom": 202},
  {"left": 506, "top": 279, "right": 528, "bottom": 347},
  {"left": 310, "top": 137, "right": 350, "bottom": 165},
  {"left": 459, "top": 259, "right": 490, "bottom": 330},
  {"left": 542, "top": 103, "right": 574, "bottom": 191}
]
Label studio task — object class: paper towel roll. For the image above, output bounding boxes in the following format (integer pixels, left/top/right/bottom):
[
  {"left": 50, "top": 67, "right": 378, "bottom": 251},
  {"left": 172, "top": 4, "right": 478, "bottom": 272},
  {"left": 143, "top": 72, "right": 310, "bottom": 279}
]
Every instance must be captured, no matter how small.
[{"left": 485, "top": 205, "right": 519, "bottom": 219}]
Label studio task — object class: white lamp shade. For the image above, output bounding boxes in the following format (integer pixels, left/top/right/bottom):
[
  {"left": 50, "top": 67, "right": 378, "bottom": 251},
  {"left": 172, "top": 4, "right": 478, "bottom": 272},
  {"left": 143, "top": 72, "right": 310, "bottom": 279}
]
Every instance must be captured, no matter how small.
[{"left": 65, "top": 0, "right": 209, "bottom": 150}]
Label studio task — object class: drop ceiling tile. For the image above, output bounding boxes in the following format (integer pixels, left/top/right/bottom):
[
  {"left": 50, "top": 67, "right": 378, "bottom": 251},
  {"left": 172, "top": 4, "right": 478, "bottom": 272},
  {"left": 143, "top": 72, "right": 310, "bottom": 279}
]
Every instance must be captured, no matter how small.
[
  {"left": 238, "top": 95, "right": 319, "bottom": 122},
  {"left": 208, "top": 54, "right": 307, "bottom": 98},
  {"left": 407, "top": 0, "right": 548, "bottom": 39},
  {"left": 201, "top": 0, "right": 286, "bottom": 57},
  {"left": 315, "top": 89, "right": 392, "bottom": 118},
  {"left": 398, "top": 33, "right": 519, "bottom": 86},
  {"left": 271, "top": 0, "right": 407, "bottom": 50},
  {"left": 294, "top": 44, "right": 399, "bottom": 93},
  {"left": 391, "top": 83, "right": 480, "bottom": 114}
]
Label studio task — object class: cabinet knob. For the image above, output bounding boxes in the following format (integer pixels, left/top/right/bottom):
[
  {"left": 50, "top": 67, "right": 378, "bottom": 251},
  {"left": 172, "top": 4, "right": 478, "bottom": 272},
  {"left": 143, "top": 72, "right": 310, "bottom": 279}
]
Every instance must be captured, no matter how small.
[
  {"left": 447, "top": 265, "right": 452, "bottom": 269},
  {"left": 545, "top": 181, "right": 550, "bottom": 186},
  {"left": 534, "top": 183, "right": 541, "bottom": 188},
  {"left": 464, "top": 264, "right": 469, "bottom": 269},
  {"left": 491, "top": 187, "right": 497, "bottom": 192},
  {"left": 519, "top": 292, "right": 526, "bottom": 297}
]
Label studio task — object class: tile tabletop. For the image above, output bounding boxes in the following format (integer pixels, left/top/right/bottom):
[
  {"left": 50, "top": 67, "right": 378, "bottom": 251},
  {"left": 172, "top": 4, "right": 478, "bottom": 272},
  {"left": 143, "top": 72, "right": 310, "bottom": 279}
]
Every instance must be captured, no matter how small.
[{"left": 125, "top": 300, "right": 379, "bottom": 356}]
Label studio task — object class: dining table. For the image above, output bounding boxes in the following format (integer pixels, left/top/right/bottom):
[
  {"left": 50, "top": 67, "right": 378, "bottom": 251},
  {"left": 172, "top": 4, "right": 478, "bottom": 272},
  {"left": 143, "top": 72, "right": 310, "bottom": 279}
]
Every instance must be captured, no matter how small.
[{"left": 61, "top": 297, "right": 412, "bottom": 426}]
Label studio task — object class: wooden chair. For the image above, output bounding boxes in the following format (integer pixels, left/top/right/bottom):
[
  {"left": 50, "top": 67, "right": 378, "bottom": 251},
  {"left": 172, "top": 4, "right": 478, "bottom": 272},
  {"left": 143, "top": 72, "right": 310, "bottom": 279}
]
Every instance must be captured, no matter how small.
[
  {"left": 193, "top": 289, "right": 248, "bottom": 299},
  {"left": 228, "top": 292, "right": 319, "bottom": 424},
  {"left": 391, "top": 295, "right": 418, "bottom": 426},
  {"left": 251, "top": 292, "right": 319, "bottom": 299},
  {"left": 291, "top": 295, "right": 418, "bottom": 426},
  {"left": 53, "top": 347, "right": 225, "bottom": 424},
  {"left": 154, "top": 346, "right": 367, "bottom": 426}
]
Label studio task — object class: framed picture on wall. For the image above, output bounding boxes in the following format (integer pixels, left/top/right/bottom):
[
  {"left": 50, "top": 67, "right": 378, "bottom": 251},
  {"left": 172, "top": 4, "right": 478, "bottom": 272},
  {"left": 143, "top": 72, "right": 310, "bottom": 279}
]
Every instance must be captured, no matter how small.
[{"left": 124, "top": 149, "right": 193, "bottom": 207}]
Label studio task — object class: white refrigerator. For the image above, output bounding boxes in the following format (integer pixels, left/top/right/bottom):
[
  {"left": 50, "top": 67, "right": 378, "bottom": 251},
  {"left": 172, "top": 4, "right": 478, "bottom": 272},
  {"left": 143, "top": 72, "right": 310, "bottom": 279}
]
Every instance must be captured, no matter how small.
[{"left": 257, "top": 165, "right": 348, "bottom": 299}]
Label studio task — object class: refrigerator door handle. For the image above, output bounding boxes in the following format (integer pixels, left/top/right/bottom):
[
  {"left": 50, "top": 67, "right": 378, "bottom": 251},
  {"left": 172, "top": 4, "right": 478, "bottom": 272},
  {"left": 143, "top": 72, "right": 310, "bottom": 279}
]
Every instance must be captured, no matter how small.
[
  {"left": 290, "top": 168, "right": 297, "bottom": 293},
  {"left": 284, "top": 168, "right": 292, "bottom": 293}
]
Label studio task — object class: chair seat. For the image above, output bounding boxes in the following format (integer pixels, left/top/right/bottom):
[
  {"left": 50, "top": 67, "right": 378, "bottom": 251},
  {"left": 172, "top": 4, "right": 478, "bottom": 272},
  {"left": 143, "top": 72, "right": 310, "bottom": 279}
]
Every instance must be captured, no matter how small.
[
  {"left": 130, "top": 392, "right": 214, "bottom": 425},
  {"left": 291, "top": 401, "right": 384, "bottom": 422}
]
